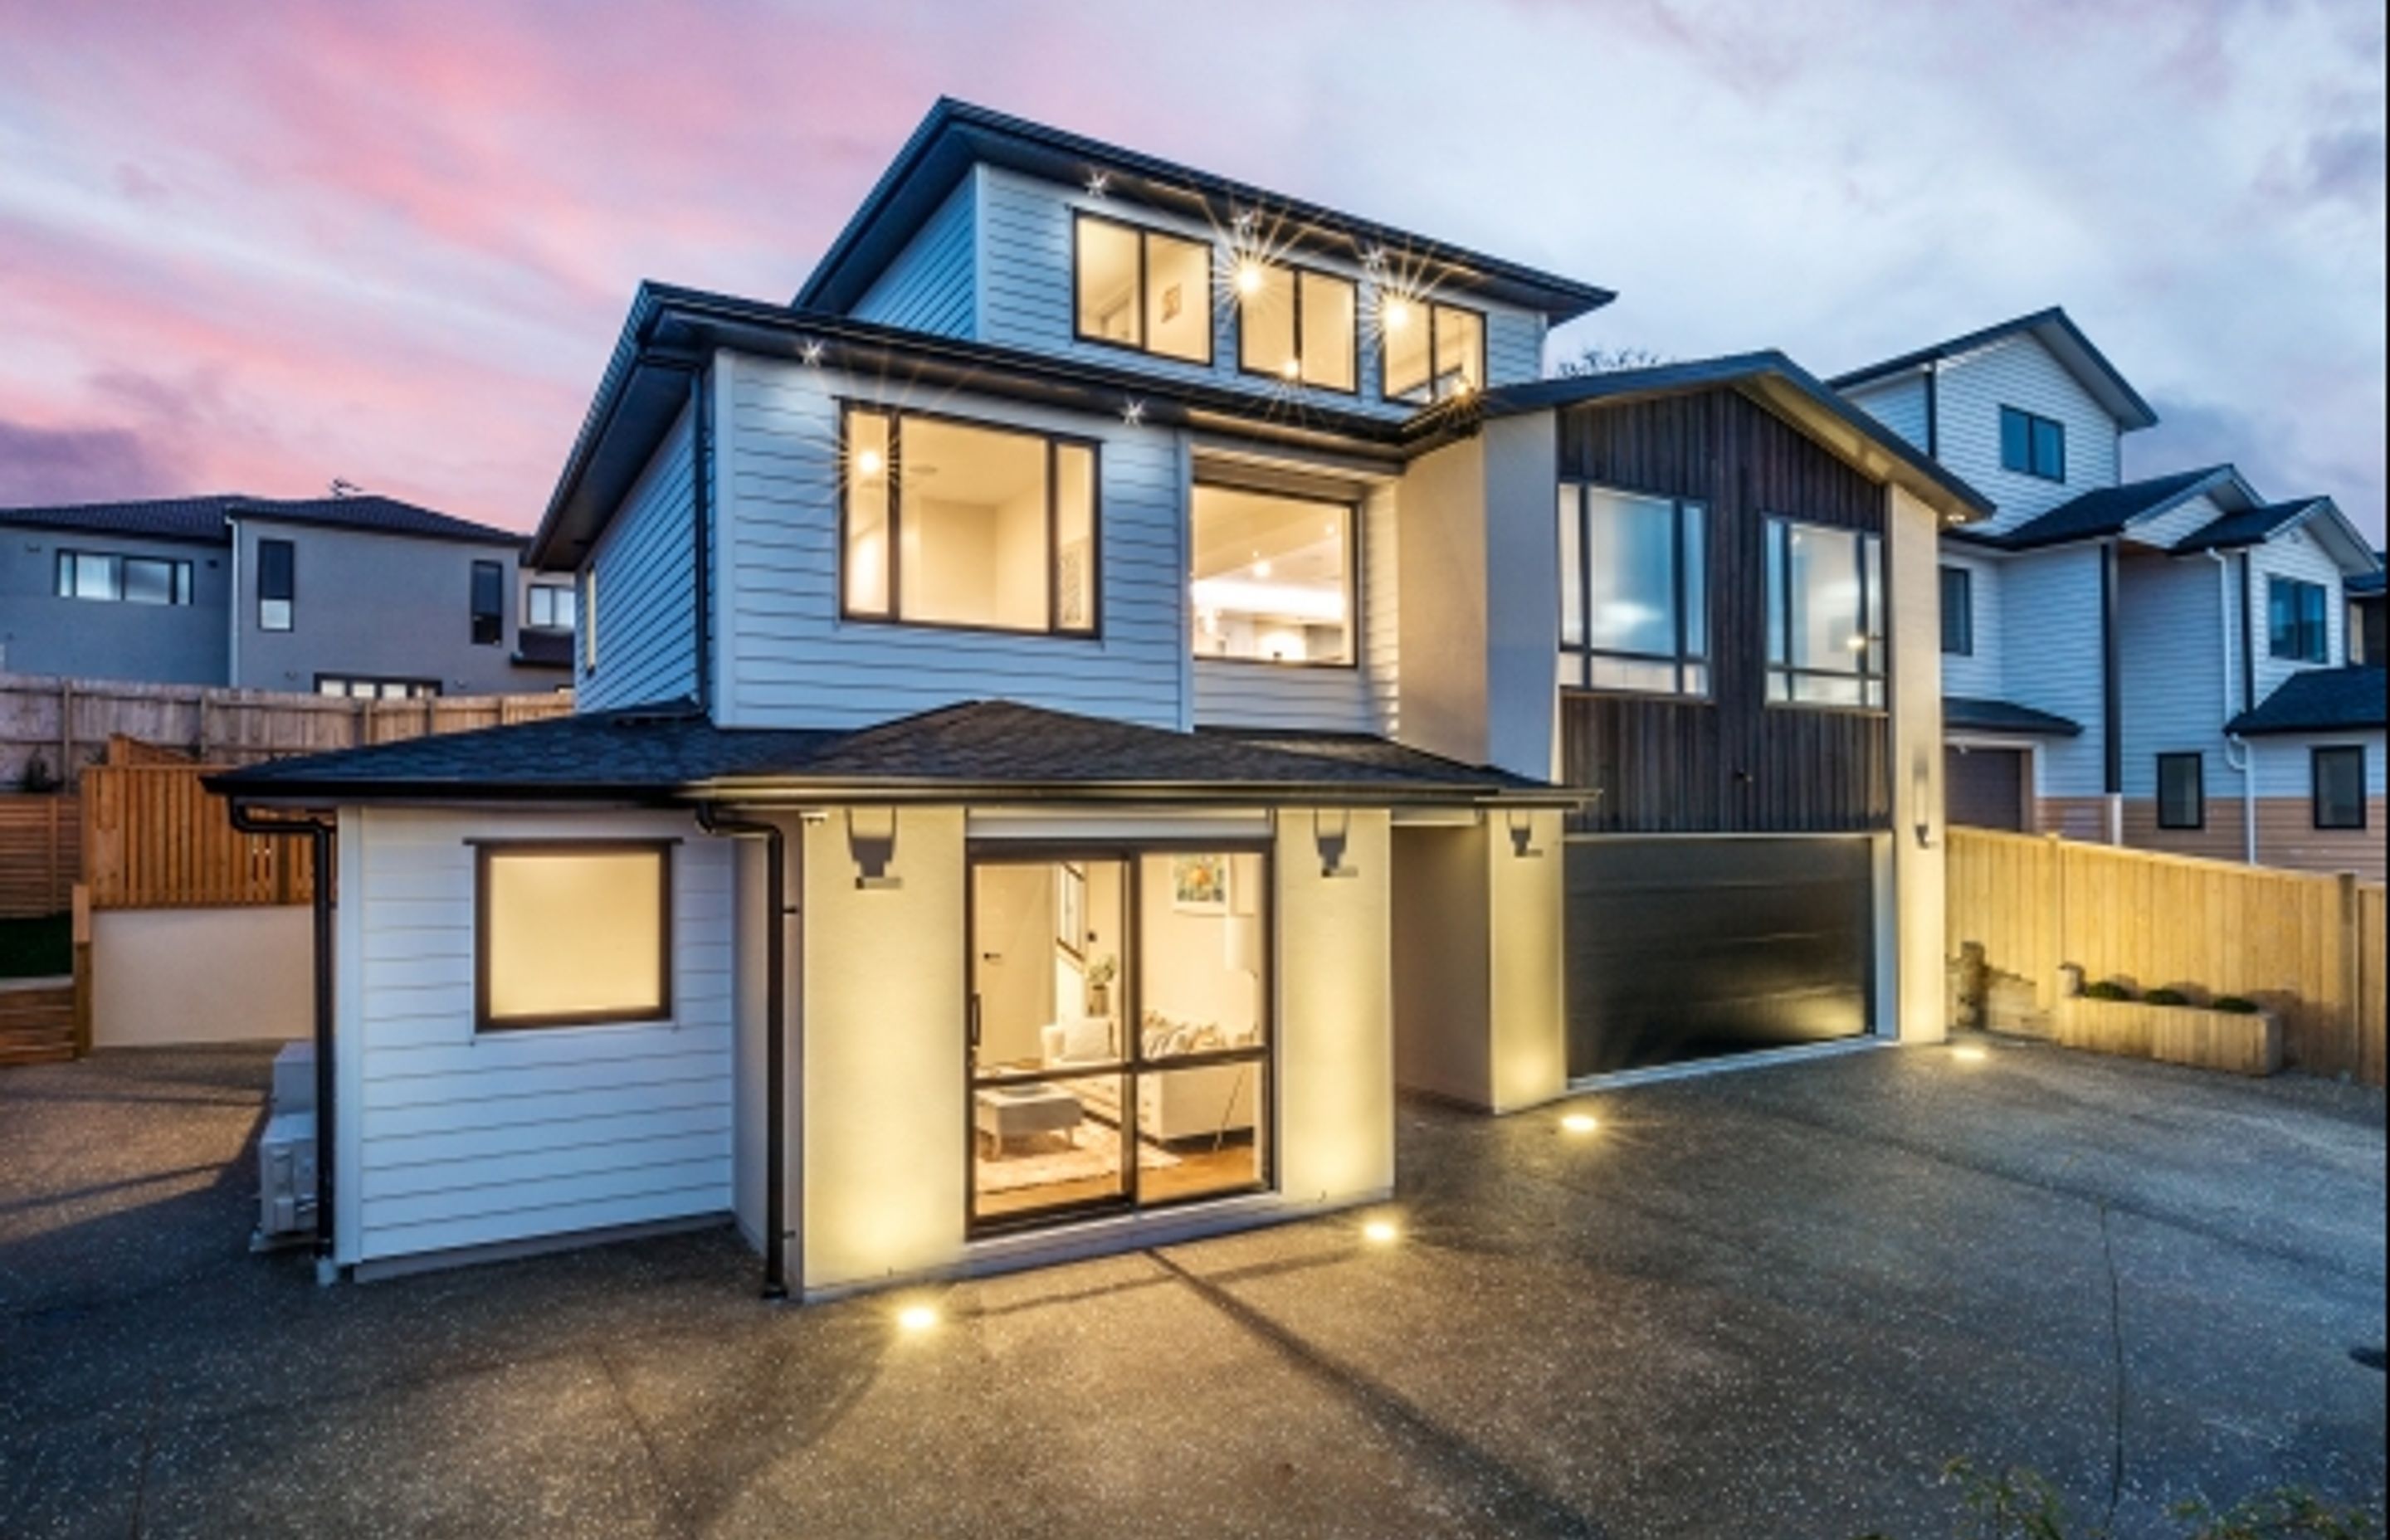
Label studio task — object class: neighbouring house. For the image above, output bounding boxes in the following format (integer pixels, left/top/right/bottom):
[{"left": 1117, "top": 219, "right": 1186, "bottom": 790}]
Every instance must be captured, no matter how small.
[
  {"left": 212, "top": 99, "right": 1973, "bottom": 1298},
  {"left": 2349, "top": 558, "right": 2384, "bottom": 665},
  {"left": 1831, "top": 308, "right": 2385, "bottom": 880},
  {"left": 0, "top": 493, "right": 578, "bottom": 696}
]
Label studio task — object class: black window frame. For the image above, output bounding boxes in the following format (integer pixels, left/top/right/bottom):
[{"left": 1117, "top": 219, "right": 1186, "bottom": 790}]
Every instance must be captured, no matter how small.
[
  {"left": 1379, "top": 295, "right": 1486, "bottom": 405},
  {"left": 1940, "top": 564, "right": 1974, "bottom": 656},
  {"left": 1070, "top": 209, "right": 1215, "bottom": 367},
  {"left": 1232, "top": 258, "right": 1359, "bottom": 395},
  {"left": 470, "top": 559, "right": 505, "bottom": 646},
  {"left": 2312, "top": 745, "right": 2368, "bottom": 831},
  {"left": 1998, "top": 406, "right": 2066, "bottom": 481},
  {"left": 2267, "top": 576, "right": 2330, "bottom": 664},
  {"left": 54, "top": 549, "right": 194, "bottom": 606},
  {"left": 315, "top": 674, "right": 442, "bottom": 700},
  {"left": 473, "top": 838, "right": 676, "bottom": 1034},
  {"left": 1188, "top": 481, "right": 1361, "bottom": 670},
  {"left": 837, "top": 402, "right": 1104, "bottom": 640},
  {"left": 578, "top": 565, "right": 598, "bottom": 674},
  {"left": 2155, "top": 752, "right": 2206, "bottom": 831},
  {"left": 256, "top": 538, "right": 296, "bottom": 632},
  {"left": 1557, "top": 482, "right": 1711, "bottom": 698},
  {"left": 1763, "top": 516, "right": 1888, "bottom": 712}
]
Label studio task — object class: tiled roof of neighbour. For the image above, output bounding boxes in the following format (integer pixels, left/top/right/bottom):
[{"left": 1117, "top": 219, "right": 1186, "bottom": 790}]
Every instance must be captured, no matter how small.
[
  {"left": 0, "top": 494, "right": 526, "bottom": 548},
  {"left": 2227, "top": 667, "right": 2387, "bottom": 736},
  {"left": 210, "top": 701, "right": 1561, "bottom": 805},
  {"left": 1827, "top": 306, "right": 2159, "bottom": 431},
  {"left": 2174, "top": 498, "right": 2329, "bottom": 553},
  {"left": 1945, "top": 697, "right": 2084, "bottom": 737},
  {"left": 1988, "top": 465, "right": 2232, "bottom": 550}
]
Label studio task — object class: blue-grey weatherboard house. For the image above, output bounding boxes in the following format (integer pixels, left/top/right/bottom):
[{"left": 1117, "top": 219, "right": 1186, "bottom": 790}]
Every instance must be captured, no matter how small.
[
  {"left": 214, "top": 99, "right": 1975, "bottom": 1298},
  {"left": 0, "top": 493, "right": 578, "bottom": 696},
  {"left": 1832, "top": 308, "right": 2386, "bottom": 882}
]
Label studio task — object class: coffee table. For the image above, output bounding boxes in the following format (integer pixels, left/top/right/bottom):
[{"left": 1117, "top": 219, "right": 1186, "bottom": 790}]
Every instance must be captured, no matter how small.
[{"left": 973, "top": 1084, "right": 1084, "bottom": 1156}]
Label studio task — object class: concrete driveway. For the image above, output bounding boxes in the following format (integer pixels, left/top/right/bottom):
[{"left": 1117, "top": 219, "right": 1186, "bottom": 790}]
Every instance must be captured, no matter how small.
[{"left": 2, "top": 1040, "right": 2381, "bottom": 1539}]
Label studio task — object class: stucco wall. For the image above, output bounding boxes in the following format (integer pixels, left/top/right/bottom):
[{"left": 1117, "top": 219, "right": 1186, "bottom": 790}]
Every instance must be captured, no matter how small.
[
  {"left": 90, "top": 905, "right": 312, "bottom": 1047},
  {"left": 1890, "top": 486, "right": 1949, "bottom": 1042}
]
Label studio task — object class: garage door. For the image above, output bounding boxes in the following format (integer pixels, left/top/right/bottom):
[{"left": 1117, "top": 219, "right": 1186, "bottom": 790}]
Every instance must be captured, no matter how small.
[
  {"left": 1946, "top": 746, "right": 2027, "bottom": 831},
  {"left": 1566, "top": 837, "right": 1874, "bottom": 1078}
]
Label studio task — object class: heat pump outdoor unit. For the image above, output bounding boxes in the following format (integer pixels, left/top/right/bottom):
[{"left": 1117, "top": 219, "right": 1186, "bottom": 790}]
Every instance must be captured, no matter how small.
[{"left": 253, "top": 1042, "right": 318, "bottom": 1250}]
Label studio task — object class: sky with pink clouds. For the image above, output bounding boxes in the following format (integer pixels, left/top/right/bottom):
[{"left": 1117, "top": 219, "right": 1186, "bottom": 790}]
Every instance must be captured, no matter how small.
[{"left": 0, "top": 0, "right": 2382, "bottom": 539}]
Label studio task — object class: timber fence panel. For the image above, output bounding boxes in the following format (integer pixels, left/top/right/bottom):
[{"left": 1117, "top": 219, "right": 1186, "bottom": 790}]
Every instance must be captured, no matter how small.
[
  {"left": 0, "top": 794, "right": 79, "bottom": 917},
  {"left": 80, "top": 765, "right": 315, "bottom": 910}
]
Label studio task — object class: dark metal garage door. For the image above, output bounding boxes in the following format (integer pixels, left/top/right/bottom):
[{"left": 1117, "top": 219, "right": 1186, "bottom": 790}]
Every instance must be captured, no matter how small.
[
  {"left": 1945, "top": 746, "right": 2027, "bottom": 831},
  {"left": 1566, "top": 837, "right": 1874, "bottom": 1078}
]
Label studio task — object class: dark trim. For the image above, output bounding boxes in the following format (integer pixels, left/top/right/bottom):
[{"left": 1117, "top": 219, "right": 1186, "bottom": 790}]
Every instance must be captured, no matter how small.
[
  {"left": 1923, "top": 363, "right": 1939, "bottom": 461},
  {"left": 1826, "top": 305, "right": 2159, "bottom": 431},
  {"left": 2311, "top": 744, "right": 2368, "bottom": 831},
  {"left": 2155, "top": 752, "right": 2206, "bottom": 831},
  {"left": 1998, "top": 404, "right": 2067, "bottom": 482},
  {"left": 694, "top": 807, "right": 792, "bottom": 1300},
  {"left": 2239, "top": 553, "right": 2256, "bottom": 714},
  {"left": 1763, "top": 516, "right": 1888, "bottom": 711},
  {"left": 1558, "top": 483, "right": 1712, "bottom": 698},
  {"left": 1233, "top": 259, "right": 1360, "bottom": 396},
  {"left": 1380, "top": 296, "right": 1485, "bottom": 406},
  {"left": 471, "top": 840, "right": 676, "bottom": 1034},
  {"left": 2266, "top": 573, "right": 2332, "bottom": 665},
  {"left": 256, "top": 535, "right": 296, "bottom": 633},
  {"left": 2101, "top": 542, "right": 2123, "bottom": 796},
  {"left": 1939, "top": 563, "right": 1974, "bottom": 656},
  {"left": 1069, "top": 208, "right": 1215, "bottom": 368},
  {"left": 1189, "top": 480, "right": 1361, "bottom": 670},
  {"left": 469, "top": 558, "right": 505, "bottom": 646},
  {"left": 226, "top": 806, "right": 337, "bottom": 1273},
  {"left": 690, "top": 367, "right": 715, "bottom": 714}
]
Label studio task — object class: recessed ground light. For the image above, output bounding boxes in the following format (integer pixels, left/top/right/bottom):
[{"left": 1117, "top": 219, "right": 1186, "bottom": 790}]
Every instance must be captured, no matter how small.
[
  {"left": 1362, "top": 1218, "right": 1400, "bottom": 1245},
  {"left": 1951, "top": 1045, "right": 1989, "bottom": 1063},
  {"left": 895, "top": 1303, "right": 939, "bottom": 1333},
  {"left": 1560, "top": 1112, "right": 1600, "bottom": 1135}
]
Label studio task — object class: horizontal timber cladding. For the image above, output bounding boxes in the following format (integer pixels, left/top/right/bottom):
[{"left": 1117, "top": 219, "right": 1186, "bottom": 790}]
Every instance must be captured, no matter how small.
[{"left": 1555, "top": 387, "right": 1891, "bottom": 834}]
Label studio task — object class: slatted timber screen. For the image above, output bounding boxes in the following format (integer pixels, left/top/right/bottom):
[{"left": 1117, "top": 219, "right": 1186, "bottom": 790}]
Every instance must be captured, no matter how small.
[
  {"left": 0, "top": 795, "right": 79, "bottom": 918},
  {"left": 1948, "top": 827, "right": 2385, "bottom": 1085},
  {"left": 80, "top": 765, "right": 315, "bottom": 910}
]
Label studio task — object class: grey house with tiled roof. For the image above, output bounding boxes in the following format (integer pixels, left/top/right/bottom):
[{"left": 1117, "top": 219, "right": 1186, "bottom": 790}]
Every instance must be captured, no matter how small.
[
  {"left": 1832, "top": 309, "right": 2383, "bottom": 878},
  {"left": 0, "top": 493, "right": 576, "bottom": 696}
]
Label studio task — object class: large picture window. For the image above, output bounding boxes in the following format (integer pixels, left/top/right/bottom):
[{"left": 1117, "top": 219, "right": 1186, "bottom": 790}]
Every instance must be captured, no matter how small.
[
  {"left": 842, "top": 407, "right": 1100, "bottom": 636},
  {"left": 2268, "top": 577, "right": 2330, "bottom": 663},
  {"left": 1999, "top": 406, "right": 2066, "bottom": 481},
  {"left": 1190, "top": 485, "right": 1354, "bottom": 666},
  {"left": 2313, "top": 745, "right": 2367, "bottom": 831},
  {"left": 55, "top": 550, "right": 193, "bottom": 606},
  {"left": 476, "top": 841, "right": 672, "bottom": 1031},
  {"left": 1380, "top": 295, "right": 1484, "bottom": 403},
  {"left": 1558, "top": 485, "right": 1709, "bottom": 695},
  {"left": 1765, "top": 517, "right": 1885, "bottom": 709},
  {"left": 1236, "top": 261, "right": 1358, "bottom": 392},
  {"left": 1074, "top": 212, "right": 1212, "bottom": 364}
]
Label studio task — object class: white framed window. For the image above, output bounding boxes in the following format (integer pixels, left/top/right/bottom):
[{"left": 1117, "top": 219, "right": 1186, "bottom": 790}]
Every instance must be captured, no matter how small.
[
  {"left": 475, "top": 841, "right": 673, "bottom": 1031},
  {"left": 1557, "top": 485, "right": 1709, "bottom": 696},
  {"left": 525, "top": 582, "right": 576, "bottom": 631},
  {"left": 1190, "top": 485, "right": 1354, "bottom": 666},
  {"left": 1764, "top": 517, "right": 1885, "bottom": 709},
  {"left": 315, "top": 675, "right": 440, "bottom": 700}
]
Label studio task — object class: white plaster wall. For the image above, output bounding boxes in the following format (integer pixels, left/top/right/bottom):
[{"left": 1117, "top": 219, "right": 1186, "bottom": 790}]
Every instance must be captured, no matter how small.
[
  {"left": 90, "top": 905, "right": 312, "bottom": 1047},
  {"left": 1890, "top": 486, "right": 1949, "bottom": 1042}
]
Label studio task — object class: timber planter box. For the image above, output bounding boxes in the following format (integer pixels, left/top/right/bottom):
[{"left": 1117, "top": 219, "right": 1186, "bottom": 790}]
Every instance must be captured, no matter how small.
[{"left": 2054, "top": 995, "right": 2282, "bottom": 1077}]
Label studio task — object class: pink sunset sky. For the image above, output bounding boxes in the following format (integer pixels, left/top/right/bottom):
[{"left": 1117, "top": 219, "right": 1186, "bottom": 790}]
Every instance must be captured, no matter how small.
[{"left": 1, "top": 0, "right": 2383, "bottom": 540}]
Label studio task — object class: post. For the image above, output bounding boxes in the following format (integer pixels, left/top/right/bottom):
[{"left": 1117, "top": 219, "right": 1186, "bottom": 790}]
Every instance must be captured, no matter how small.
[
  {"left": 58, "top": 676, "right": 72, "bottom": 788},
  {"left": 70, "top": 884, "right": 92, "bottom": 1057}
]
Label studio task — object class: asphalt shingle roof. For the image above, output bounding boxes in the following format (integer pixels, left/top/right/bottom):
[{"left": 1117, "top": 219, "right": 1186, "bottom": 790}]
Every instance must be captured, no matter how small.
[
  {"left": 1944, "top": 697, "right": 2084, "bottom": 737},
  {"left": 0, "top": 493, "right": 526, "bottom": 548},
  {"left": 1989, "top": 466, "right": 2227, "bottom": 550},
  {"left": 2174, "top": 499, "right": 2326, "bottom": 553},
  {"left": 2348, "top": 560, "right": 2386, "bottom": 598},
  {"left": 210, "top": 701, "right": 1557, "bottom": 804},
  {"left": 2227, "top": 667, "right": 2387, "bottom": 737}
]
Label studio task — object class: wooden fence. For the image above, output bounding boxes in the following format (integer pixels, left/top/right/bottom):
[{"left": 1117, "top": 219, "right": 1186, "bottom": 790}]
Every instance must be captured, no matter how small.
[
  {"left": 0, "top": 795, "right": 78, "bottom": 918},
  {"left": 1948, "top": 828, "right": 2386, "bottom": 1085},
  {"left": 2, "top": 672, "right": 570, "bottom": 790},
  {"left": 81, "top": 764, "right": 315, "bottom": 910}
]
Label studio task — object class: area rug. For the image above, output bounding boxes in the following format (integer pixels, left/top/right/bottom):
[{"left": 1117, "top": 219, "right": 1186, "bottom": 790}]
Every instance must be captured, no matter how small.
[{"left": 976, "top": 1117, "right": 1179, "bottom": 1196}]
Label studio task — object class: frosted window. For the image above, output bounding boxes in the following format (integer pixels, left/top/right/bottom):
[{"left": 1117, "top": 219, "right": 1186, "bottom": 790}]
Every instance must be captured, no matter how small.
[{"left": 481, "top": 846, "right": 670, "bottom": 1028}]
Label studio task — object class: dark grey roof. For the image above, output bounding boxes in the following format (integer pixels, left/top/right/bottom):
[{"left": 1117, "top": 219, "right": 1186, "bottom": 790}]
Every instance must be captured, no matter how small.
[
  {"left": 2174, "top": 498, "right": 2329, "bottom": 553},
  {"left": 1449, "top": 353, "right": 1993, "bottom": 524},
  {"left": 1988, "top": 465, "right": 2234, "bottom": 550},
  {"left": 1945, "top": 697, "right": 2084, "bottom": 737},
  {"left": 0, "top": 493, "right": 526, "bottom": 549},
  {"left": 2227, "top": 668, "right": 2386, "bottom": 737},
  {"left": 211, "top": 700, "right": 1559, "bottom": 806},
  {"left": 2349, "top": 562, "right": 2386, "bottom": 598},
  {"left": 1827, "top": 307, "right": 2159, "bottom": 431},
  {"left": 795, "top": 99, "right": 1614, "bottom": 323}
]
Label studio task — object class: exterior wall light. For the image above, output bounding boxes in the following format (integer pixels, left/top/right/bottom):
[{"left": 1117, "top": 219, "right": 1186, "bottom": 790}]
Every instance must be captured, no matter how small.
[
  {"left": 846, "top": 807, "right": 900, "bottom": 889},
  {"left": 1505, "top": 809, "right": 1544, "bottom": 859},
  {"left": 1313, "top": 808, "right": 1357, "bottom": 878}
]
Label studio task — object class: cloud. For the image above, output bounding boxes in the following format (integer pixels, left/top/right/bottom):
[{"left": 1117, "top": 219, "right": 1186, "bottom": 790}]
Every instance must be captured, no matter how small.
[{"left": 0, "top": 417, "right": 184, "bottom": 505}]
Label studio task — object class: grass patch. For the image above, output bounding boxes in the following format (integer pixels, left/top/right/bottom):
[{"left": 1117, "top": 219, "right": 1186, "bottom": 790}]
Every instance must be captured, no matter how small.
[{"left": 0, "top": 913, "right": 71, "bottom": 979}]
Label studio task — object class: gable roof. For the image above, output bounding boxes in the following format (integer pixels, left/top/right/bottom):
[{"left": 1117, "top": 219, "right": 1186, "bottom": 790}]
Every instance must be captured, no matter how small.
[
  {"left": 794, "top": 98, "right": 1614, "bottom": 324},
  {"left": 209, "top": 699, "right": 1559, "bottom": 806},
  {"left": 1827, "top": 307, "right": 2159, "bottom": 432},
  {"left": 1978, "top": 465, "right": 2248, "bottom": 550},
  {"left": 0, "top": 493, "right": 526, "bottom": 550},
  {"left": 1945, "top": 697, "right": 2084, "bottom": 737},
  {"left": 2173, "top": 497, "right": 2333, "bottom": 553},
  {"left": 2227, "top": 666, "right": 2386, "bottom": 737},
  {"left": 1455, "top": 353, "right": 1994, "bottom": 524}
]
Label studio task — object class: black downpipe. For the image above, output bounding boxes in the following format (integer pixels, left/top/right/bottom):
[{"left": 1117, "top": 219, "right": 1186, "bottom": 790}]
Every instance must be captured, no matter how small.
[
  {"left": 2238, "top": 553, "right": 2256, "bottom": 714},
  {"left": 690, "top": 368, "right": 715, "bottom": 716},
  {"left": 227, "top": 803, "right": 338, "bottom": 1279},
  {"left": 694, "top": 804, "right": 790, "bottom": 1300}
]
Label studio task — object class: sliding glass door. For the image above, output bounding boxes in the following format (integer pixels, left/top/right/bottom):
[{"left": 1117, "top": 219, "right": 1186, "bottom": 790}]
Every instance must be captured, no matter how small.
[{"left": 967, "top": 847, "right": 1271, "bottom": 1235}]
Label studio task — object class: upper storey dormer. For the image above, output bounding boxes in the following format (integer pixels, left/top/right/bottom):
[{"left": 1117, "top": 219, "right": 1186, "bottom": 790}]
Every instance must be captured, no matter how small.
[
  {"left": 1829, "top": 308, "right": 2158, "bottom": 537},
  {"left": 793, "top": 100, "right": 1612, "bottom": 416}
]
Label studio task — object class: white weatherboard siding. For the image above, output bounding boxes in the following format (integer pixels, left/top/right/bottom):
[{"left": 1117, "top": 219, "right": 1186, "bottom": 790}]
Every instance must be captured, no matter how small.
[
  {"left": 851, "top": 175, "right": 976, "bottom": 338},
  {"left": 1192, "top": 482, "right": 1400, "bottom": 733},
  {"left": 2117, "top": 553, "right": 2238, "bottom": 799},
  {"left": 2250, "top": 733, "right": 2388, "bottom": 798},
  {"left": 341, "top": 807, "right": 734, "bottom": 1266},
  {"left": 1846, "top": 375, "right": 1929, "bottom": 452},
  {"left": 1934, "top": 334, "right": 2122, "bottom": 533},
  {"left": 1939, "top": 547, "right": 2005, "bottom": 703},
  {"left": 578, "top": 402, "right": 698, "bottom": 711},
  {"left": 2001, "top": 544, "right": 2108, "bottom": 797},
  {"left": 2249, "top": 525, "right": 2349, "bottom": 704},
  {"left": 715, "top": 353, "right": 1189, "bottom": 730},
  {"left": 2130, "top": 490, "right": 2229, "bottom": 552},
  {"left": 973, "top": 166, "right": 1546, "bottom": 414}
]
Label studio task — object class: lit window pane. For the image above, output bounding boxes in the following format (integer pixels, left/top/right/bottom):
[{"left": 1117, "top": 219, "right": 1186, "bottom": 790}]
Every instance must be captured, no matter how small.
[
  {"left": 1785, "top": 524, "right": 1865, "bottom": 675},
  {"left": 1076, "top": 218, "right": 1142, "bottom": 346},
  {"left": 1584, "top": 489, "right": 1677, "bottom": 655},
  {"left": 1298, "top": 271, "right": 1356, "bottom": 390},
  {"left": 1380, "top": 292, "right": 1430, "bottom": 399},
  {"left": 483, "top": 848, "right": 668, "bottom": 1026},
  {"left": 1191, "top": 486, "right": 1352, "bottom": 665},
  {"left": 1055, "top": 444, "right": 1096, "bottom": 633},
  {"left": 1238, "top": 263, "right": 1297, "bottom": 379},
  {"left": 844, "top": 412, "right": 892, "bottom": 616},
  {"left": 1433, "top": 305, "right": 1483, "bottom": 396},
  {"left": 1557, "top": 486, "right": 1583, "bottom": 648},
  {"left": 898, "top": 417, "right": 1049, "bottom": 631},
  {"left": 72, "top": 553, "right": 121, "bottom": 601},
  {"left": 1143, "top": 231, "right": 1211, "bottom": 363}
]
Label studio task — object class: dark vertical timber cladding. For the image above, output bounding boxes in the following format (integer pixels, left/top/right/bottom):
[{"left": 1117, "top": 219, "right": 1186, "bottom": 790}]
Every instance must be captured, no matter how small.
[{"left": 1555, "top": 387, "right": 1891, "bottom": 833}]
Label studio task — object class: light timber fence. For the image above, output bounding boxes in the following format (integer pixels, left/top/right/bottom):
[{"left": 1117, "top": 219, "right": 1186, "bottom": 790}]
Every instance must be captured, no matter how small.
[
  {"left": 0, "top": 794, "right": 78, "bottom": 918},
  {"left": 1947, "top": 828, "right": 2386, "bottom": 1086},
  {"left": 2, "top": 672, "right": 571, "bottom": 791},
  {"left": 80, "top": 763, "right": 316, "bottom": 911}
]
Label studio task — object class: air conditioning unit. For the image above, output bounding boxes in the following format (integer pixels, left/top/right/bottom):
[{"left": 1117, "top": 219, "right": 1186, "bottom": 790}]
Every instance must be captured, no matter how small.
[{"left": 252, "top": 1042, "right": 318, "bottom": 1250}]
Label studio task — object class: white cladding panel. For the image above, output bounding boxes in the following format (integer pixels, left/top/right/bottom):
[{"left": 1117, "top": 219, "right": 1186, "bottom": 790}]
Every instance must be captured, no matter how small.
[
  {"left": 1846, "top": 375, "right": 1929, "bottom": 453},
  {"left": 1939, "top": 546, "right": 2005, "bottom": 704},
  {"left": 850, "top": 175, "right": 977, "bottom": 339},
  {"left": 2249, "top": 525, "right": 2350, "bottom": 704},
  {"left": 1999, "top": 544, "right": 2108, "bottom": 796},
  {"left": 577, "top": 402, "right": 698, "bottom": 711},
  {"left": 2116, "top": 554, "right": 2236, "bottom": 797},
  {"left": 1934, "top": 334, "right": 2123, "bottom": 534},
  {"left": 2249, "top": 733, "right": 2388, "bottom": 798}
]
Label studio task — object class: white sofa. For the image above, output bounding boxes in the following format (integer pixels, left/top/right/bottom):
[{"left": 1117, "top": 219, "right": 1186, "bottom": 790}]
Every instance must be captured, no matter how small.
[{"left": 1039, "top": 1016, "right": 1257, "bottom": 1144}]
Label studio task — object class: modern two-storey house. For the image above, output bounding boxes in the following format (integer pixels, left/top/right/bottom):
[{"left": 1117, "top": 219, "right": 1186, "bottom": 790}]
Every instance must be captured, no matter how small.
[
  {"left": 0, "top": 492, "right": 578, "bottom": 696},
  {"left": 218, "top": 100, "right": 1973, "bottom": 1299},
  {"left": 1832, "top": 309, "right": 2386, "bottom": 881}
]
